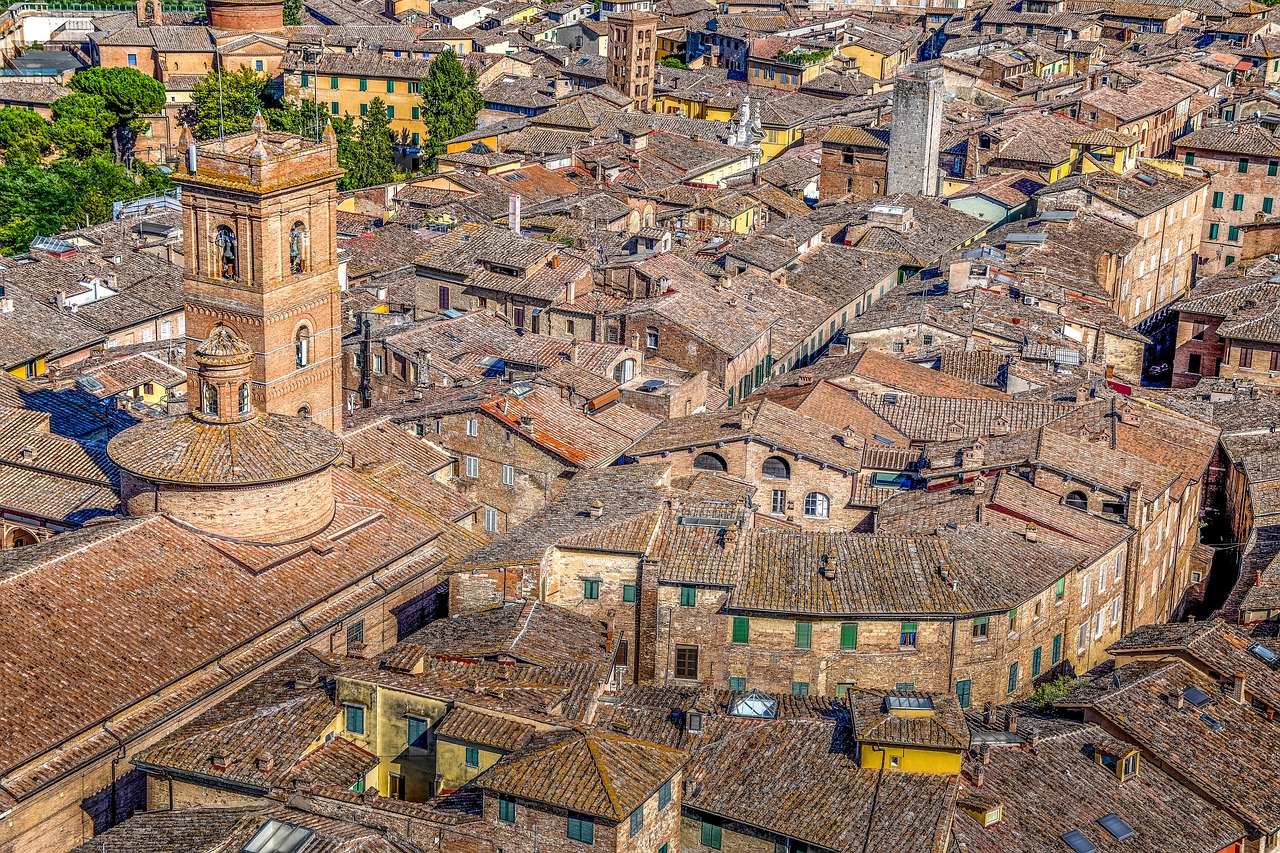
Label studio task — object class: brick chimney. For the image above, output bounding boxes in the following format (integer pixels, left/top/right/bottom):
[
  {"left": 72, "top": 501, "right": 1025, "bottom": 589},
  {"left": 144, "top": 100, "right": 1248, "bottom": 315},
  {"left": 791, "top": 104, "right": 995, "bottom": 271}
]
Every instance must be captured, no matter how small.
[
  {"left": 210, "top": 750, "right": 230, "bottom": 772},
  {"left": 256, "top": 752, "right": 275, "bottom": 774},
  {"left": 589, "top": 498, "right": 604, "bottom": 518},
  {"left": 1232, "top": 672, "right": 1246, "bottom": 704},
  {"left": 1124, "top": 481, "right": 1143, "bottom": 528},
  {"left": 1005, "top": 710, "right": 1018, "bottom": 733}
]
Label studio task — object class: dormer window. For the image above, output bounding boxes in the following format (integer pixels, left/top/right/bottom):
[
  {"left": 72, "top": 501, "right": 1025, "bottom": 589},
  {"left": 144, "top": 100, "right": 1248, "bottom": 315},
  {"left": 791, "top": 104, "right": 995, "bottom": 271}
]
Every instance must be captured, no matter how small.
[{"left": 1092, "top": 742, "right": 1139, "bottom": 781}]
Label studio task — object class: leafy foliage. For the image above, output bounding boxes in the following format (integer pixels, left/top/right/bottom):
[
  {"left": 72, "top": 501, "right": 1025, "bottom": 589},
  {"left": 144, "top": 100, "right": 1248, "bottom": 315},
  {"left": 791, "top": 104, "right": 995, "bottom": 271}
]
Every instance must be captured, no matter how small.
[
  {"left": 419, "top": 49, "right": 483, "bottom": 172},
  {"left": 342, "top": 97, "right": 400, "bottom": 189},
  {"left": 66, "top": 67, "right": 165, "bottom": 162},
  {"left": 1030, "top": 675, "right": 1078, "bottom": 711},
  {"left": 0, "top": 107, "right": 51, "bottom": 160},
  {"left": 659, "top": 56, "right": 687, "bottom": 68},
  {"left": 283, "top": 0, "right": 302, "bottom": 24},
  {"left": 50, "top": 93, "right": 116, "bottom": 157}
]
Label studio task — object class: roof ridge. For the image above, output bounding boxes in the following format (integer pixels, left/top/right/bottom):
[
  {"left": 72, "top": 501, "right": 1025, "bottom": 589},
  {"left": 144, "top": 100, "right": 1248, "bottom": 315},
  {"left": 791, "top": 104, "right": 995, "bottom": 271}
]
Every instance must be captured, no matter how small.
[{"left": 583, "top": 732, "right": 624, "bottom": 818}]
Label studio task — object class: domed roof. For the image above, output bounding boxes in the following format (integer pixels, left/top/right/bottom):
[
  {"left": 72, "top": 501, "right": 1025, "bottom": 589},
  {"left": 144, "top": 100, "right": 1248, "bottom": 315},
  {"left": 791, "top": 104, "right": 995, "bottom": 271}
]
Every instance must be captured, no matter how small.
[
  {"left": 194, "top": 327, "right": 254, "bottom": 368},
  {"left": 107, "top": 412, "right": 343, "bottom": 486}
]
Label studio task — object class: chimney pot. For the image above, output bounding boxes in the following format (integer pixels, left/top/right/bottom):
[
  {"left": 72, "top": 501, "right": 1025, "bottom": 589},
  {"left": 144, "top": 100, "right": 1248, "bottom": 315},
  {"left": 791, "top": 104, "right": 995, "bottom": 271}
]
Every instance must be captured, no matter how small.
[
  {"left": 256, "top": 752, "right": 275, "bottom": 773},
  {"left": 1232, "top": 672, "right": 1247, "bottom": 704},
  {"left": 1005, "top": 710, "right": 1018, "bottom": 733},
  {"left": 210, "top": 751, "right": 229, "bottom": 772},
  {"left": 589, "top": 498, "right": 604, "bottom": 518}
]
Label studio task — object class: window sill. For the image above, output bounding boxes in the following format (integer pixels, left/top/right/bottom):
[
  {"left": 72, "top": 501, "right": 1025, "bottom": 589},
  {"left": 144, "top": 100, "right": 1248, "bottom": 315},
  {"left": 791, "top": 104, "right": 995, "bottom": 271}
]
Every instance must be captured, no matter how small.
[{"left": 972, "top": 636, "right": 988, "bottom": 644}]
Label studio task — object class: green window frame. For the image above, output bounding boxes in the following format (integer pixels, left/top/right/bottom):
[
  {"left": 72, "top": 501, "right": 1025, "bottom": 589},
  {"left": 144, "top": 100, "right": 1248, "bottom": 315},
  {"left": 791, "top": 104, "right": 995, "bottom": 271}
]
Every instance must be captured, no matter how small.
[
  {"left": 629, "top": 806, "right": 644, "bottom": 837},
  {"left": 955, "top": 679, "right": 972, "bottom": 709},
  {"left": 1229, "top": 226, "right": 1240, "bottom": 242},
  {"left": 330, "top": 76, "right": 339, "bottom": 89},
  {"left": 1270, "top": 160, "right": 1278, "bottom": 177},
  {"left": 499, "top": 796, "right": 516, "bottom": 823},
  {"left": 359, "top": 78, "right": 368, "bottom": 91},
  {"left": 360, "top": 103, "right": 368, "bottom": 117},
  {"left": 1239, "top": 158, "right": 1250, "bottom": 173},
  {"left": 1265, "top": 197, "right": 1274, "bottom": 215},
  {"left": 1008, "top": 661, "right": 1019, "bottom": 694},
  {"left": 1052, "top": 633, "right": 1062, "bottom": 664},
  {"left": 900, "top": 621, "right": 917, "bottom": 646},
  {"left": 835, "top": 682, "right": 854, "bottom": 698},
  {"left": 1209, "top": 223, "right": 1220, "bottom": 240},
  {"left": 1226, "top": 255, "right": 1236, "bottom": 266},
  {"left": 791, "top": 681, "right": 810, "bottom": 696},
  {"left": 344, "top": 704, "right": 365, "bottom": 735},
  {"left": 794, "top": 621, "right": 812, "bottom": 649},
  {"left": 972, "top": 616, "right": 989, "bottom": 639},
  {"left": 331, "top": 101, "right": 339, "bottom": 115},
  {"left": 658, "top": 780, "right": 672, "bottom": 810},
  {"left": 1032, "top": 646, "right": 1043, "bottom": 677},
  {"left": 568, "top": 813, "right": 595, "bottom": 845},
  {"left": 301, "top": 72, "right": 309, "bottom": 87},
  {"left": 679, "top": 585, "right": 696, "bottom": 606},
  {"left": 623, "top": 583, "right": 637, "bottom": 603},
  {"left": 412, "top": 106, "right": 420, "bottom": 120},
  {"left": 1212, "top": 191, "right": 1224, "bottom": 208},
  {"left": 407, "top": 715, "right": 429, "bottom": 748},
  {"left": 583, "top": 579, "right": 600, "bottom": 600},
  {"left": 701, "top": 822, "right": 722, "bottom": 850},
  {"left": 1008, "top": 608, "right": 1017, "bottom": 632},
  {"left": 659, "top": 846, "right": 668, "bottom": 853},
  {"left": 840, "top": 622, "right": 858, "bottom": 649},
  {"left": 1184, "top": 151, "right": 1194, "bottom": 165},
  {"left": 732, "top": 616, "right": 749, "bottom": 644},
  {"left": 1055, "top": 577, "right": 1065, "bottom": 601},
  {"left": 386, "top": 105, "right": 394, "bottom": 119},
  {"left": 1233, "top": 193, "right": 1245, "bottom": 211},
  {"left": 411, "top": 132, "right": 419, "bottom": 145},
  {"left": 465, "top": 747, "right": 480, "bottom": 767},
  {"left": 386, "top": 79, "right": 395, "bottom": 93},
  {"left": 728, "top": 676, "right": 746, "bottom": 691}
]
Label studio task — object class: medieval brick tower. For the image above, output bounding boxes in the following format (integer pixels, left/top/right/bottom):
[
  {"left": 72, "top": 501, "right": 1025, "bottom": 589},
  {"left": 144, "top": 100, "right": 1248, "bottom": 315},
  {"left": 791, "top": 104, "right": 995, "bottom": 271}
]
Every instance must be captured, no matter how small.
[
  {"left": 175, "top": 116, "right": 345, "bottom": 433},
  {"left": 608, "top": 11, "right": 658, "bottom": 112}
]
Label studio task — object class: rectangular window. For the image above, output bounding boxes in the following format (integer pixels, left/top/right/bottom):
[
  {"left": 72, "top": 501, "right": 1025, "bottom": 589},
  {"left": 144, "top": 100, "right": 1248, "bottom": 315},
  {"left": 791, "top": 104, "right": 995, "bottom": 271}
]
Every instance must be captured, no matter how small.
[
  {"left": 438, "top": 284, "right": 450, "bottom": 311},
  {"left": 1052, "top": 633, "right": 1062, "bottom": 664},
  {"left": 466, "top": 417, "right": 478, "bottom": 436},
  {"left": 728, "top": 676, "right": 746, "bottom": 691},
  {"left": 411, "top": 132, "right": 419, "bottom": 146},
  {"left": 301, "top": 73, "right": 310, "bottom": 88},
  {"left": 679, "top": 585, "right": 696, "bottom": 607},
  {"left": 1188, "top": 353, "right": 1202, "bottom": 374},
  {"left": 771, "top": 489, "right": 786, "bottom": 514},
  {"left": 498, "top": 796, "right": 516, "bottom": 823},
  {"left": 331, "top": 101, "right": 340, "bottom": 115},
  {"left": 346, "top": 620, "right": 364, "bottom": 648},
  {"left": 464, "top": 455, "right": 479, "bottom": 478},
  {"left": 1055, "top": 577, "right": 1065, "bottom": 601},
  {"left": 386, "top": 105, "right": 394, "bottom": 119},
  {"left": 1209, "top": 223, "right": 1220, "bottom": 240},
  {"left": 502, "top": 464, "right": 514, "bottom": 486},
  {"left": 331, "top": 76, "right": 339, "bottom": 89},
  {"left": 794, "top": 621, "right": 812, "bottom": 649},
  {"left": 344, "top": 704, "right": 365, "bottom": 735},
  {"left": 840, "top": 622, "right": 858, "bottom": 649},
  {"left": 407, "top": 716, "right": 429, "bottom": 747},
  {"left": 583, "top": 579, "right": 600, "bottom": 600},
  {"left": 1032, "top": 646, "right": 1043, "bottom": 677},
  {"left": 359, "top": 78, "right": 368, "bottom": 91},
  {"left": 1226, "top": 255, "right": 1236, "bottom": 266},
  {"left": 412, "top": 106, "right": 420, "bottom": 120},
  {"left": 386, "top": 79, "right": 395, "bottom": 93},
  {"left": 675, "top": 645, "right": 698, "bottom": 680},
  {"left": 1241, "top": 346, "right": 1254, "bottom": 368},
  {"left": 255, "top": 59, "right": 264, "bottom": 71},
  {"left": 360, "top": 103, "right": 368, "bottom": 117},
  {"left": 732, "top": 616, "right": 749, "bottom": 644},
  {"left": 791, "top": 681, "right": 810, "bottom": 696},
  {"left": 484, "top": 507, "right": 498, "bottom": 533},
  {"left": 1266, "top": 198, "right": 1274, "bottom": 215},
  {"left": 1239, "top": 158, "right": 1250, "bottom": 173},
  {"left": 623, "top": 583, "right": 637, "bottom": 603},
  {"left": 1271, "top": 160, "right": 1278, "bottom": 177},
  {"left": 567, "top": 814, "right": 595, "bottom": 845},
  {"left": 658, "top": 780, "right": 672, "bottom": 810},
  {"left": 629, "top": 807, "right": 644, "bottom": 837},
  {"left": 465, "top": 746, "right": 480, "bottom": 767},
  {"left": 1082, "top": 573, "right": 1091, "bottom": 606},
  {"left": 1229, "top": 226, "right": 1240, "bottom": 242},
  {"left": 1212, "top": 191, "right": 1224, "bottom": 208},
  {"left": 900, "top": 621, "right": 917, "bottom": 647},
  {"left": 955, "top": 679, "right": 972, "bottom": 709},
  {"left": 1078, "top": 623, "right": 1088, "bottom": 652},
  {"left": 700, "top": 822, "right": 722, "bottom": 850},
  {"left": 1184, "top": 151, "right": 1194, "bottom": 165},
  {"left": 972, "top": 616, "right": 989, "bottom": 639},
  {"left": 1233, "top": 193, "right": 1245, "bottom": 211},
  {"left": 1008, "top": 661, "right": 1019, "bottom": 694},
  {"left": 127, "top": 53, "right": 137, "bottom": 66}
]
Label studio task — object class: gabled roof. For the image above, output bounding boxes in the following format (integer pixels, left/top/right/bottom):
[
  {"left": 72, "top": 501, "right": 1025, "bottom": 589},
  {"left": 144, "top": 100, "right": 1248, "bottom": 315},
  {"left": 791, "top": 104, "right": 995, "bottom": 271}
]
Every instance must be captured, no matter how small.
[{"left": 474, "top": 729, "right": 686, "bottom": 819}]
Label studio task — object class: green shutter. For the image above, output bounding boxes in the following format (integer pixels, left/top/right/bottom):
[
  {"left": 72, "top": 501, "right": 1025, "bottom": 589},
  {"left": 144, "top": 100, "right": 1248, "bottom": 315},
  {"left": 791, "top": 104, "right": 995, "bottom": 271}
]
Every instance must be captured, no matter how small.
[
  {"left": 794, "top": 621, "right": 812, "bottom": 648},
  {"left": 499, "top": 796, "right": 516, "bottom": 822},
  {"left": 791, "top": 681, "right": 809, "bottom": 696},
  {"left": 1213, "top": 191, "right": 1223, "bottom": 208},
  {"left": 583, "top": 579, "right": 600, "bottom": 600},
  {"left": 1266, "top": 198, "right": 1274, "bottom": 215},
  {"left": 1234, "top": 194, "right": 1245, "bottom": 211},
  {"left": 732, "top": 616, "right": 749, "bottom": 644},
  {"left": 701, "top": 822, "right": 722, "bottom": 850},
  {"left": 330, "top": 76, "right": 339, "bottom": 88},
  {"left": 301, "top": 72, "right": 309, "bottom": 87},
  {"left": 1052, "top": 633, "right": 1062, "bottom": 663},
  {"left": 387, "top": 79, "right": 395, "bottom": 93},
  {"left": 1008, "top": 662, "right": 1019, "bottom": 694},
  {"left": 1184, "top": 152, "right": 1194, "bottom": 165},
  {"left": 840, "top": 622, "right": 857, "bottom": 649},
  {"left": 728, "top": 676, "right": 746, "bottom": 691},
  {"left": 1032, "top": 646, "right": 1043, "bottom": 677},
  {"left": 1229, "top": 226, "right": 1240, "bottom": 242},
  {"left": 412, "top": 106, "right": 420, "bottom": 120},
  {"left": 680, "top": 585, "right": 696, "bottom": 606},
  {"left": 623, "top": 584, "right": 637, "bottom": 603},
  {"left": 465, "top": 747, "right": 479, "bottom": 767},
  {"left": 359, "top": 78, "right": 367, "bottom": 90},
  {"left": 1055, "top": 577, "right": 1065, "bottom": 599},
  {"left": 1210, "top": 223, "right": 1220, "bottom": 240},
  {"left": 955, "top": 679, "right": 971, "bottom": 709},
  {"left": 1240, "top": 158, "right": 1249, "bottom": 173},
  {"left": 1270, "top": 160, "right": 1278, "bottom": 177}
]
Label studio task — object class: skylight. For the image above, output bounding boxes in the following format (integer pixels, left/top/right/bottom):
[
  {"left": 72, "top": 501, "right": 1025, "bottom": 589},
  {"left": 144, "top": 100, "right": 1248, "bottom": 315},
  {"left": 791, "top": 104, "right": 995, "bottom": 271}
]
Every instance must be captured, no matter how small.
[
  {"left": 1061, "top": 830, "right": 1097, "bottom": 853},
  {"left": 1250, "top": 643, "right": 1280, "bottom": 667},
  {"left": 886, "top": 694, "right": 934, "bottom": 711},
  {"left": 242, "top": 820, "right": 315, "bottom": 853},
  {"left": 1182, "top": 686, "right": 1212, "bottom": 707},
  {"left": 729, "top": 689, "right": 779, "bottom": 720},
  {"left": 1098, "top": 814, "right": 1134, "bottom": 841},
  {"left": 1201, "top": 713, "right": 1224, "bottom": 732}
]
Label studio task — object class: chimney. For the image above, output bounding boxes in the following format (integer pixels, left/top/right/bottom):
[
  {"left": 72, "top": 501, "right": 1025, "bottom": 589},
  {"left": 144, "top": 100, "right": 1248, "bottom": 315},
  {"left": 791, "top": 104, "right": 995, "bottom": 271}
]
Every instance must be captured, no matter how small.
[
  {"left": 551, "top": 253, "right": 562, "bottom": 269},
  {"left": 54, "top": 290, "right": 66, "bottom": 310},
  {"left": 723, "top": 523, "right": 739, "bottom": 549},
  {"left": 1232, "top": 672, "right": 1246, "bottom": 704},
  {"left": 938, "top": 564, "right": 950, "bottom": 582},
  {"left": 519, "top": 414, "right": 535, "bottom": 429},
  {"left": 508, "top": 193, "right": 522, "bottom": 235},
  {"left": 589, "top": 498, "right": 604, "bottom": 518},
  {"left": 1170, "top": 690, "right": 1185, "bottom": 710},
  {"left": 973, "top": 765, "right": 986, "bottom": 788},
  {"left": 256, "top": 752, "right": 275, "bottom": 774},
  {"left": 1075, "top": 384, "right": 1090, "bottom": 403},
  {"left": 347, "top": 640, "right": 367, "bottom": 659},
  {"left": 979, "top": 743, "right": 992, "bottom": 766},
  {"left": 570, "top": 340, "right": 579, "bottom": 364},
  {"left": 210, "top": 750, "right": 229, "bottom": 772},
  {"left": 982, "top": 702, "right": 995, "bottom": 727},
  {"left": 1005, "top": 710, "right": 1018, "bottom": 733},
  {"left": 819, "top": 552, "right": 836, "bottom": 579},
  {"left": 1124, "top": 481, "right": 1143, "bottom": 528},
  {"left": 1025, "top": 523, "right": 1037, "bottom": 543}
]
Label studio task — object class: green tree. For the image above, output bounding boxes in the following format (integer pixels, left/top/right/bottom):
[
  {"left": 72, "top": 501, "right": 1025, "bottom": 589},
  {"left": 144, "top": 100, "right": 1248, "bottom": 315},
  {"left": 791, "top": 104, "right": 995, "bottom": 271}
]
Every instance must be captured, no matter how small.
[
  {"left": 342, "top": 97, "right": 398, "bottom": 189},
  {"left": 283, "top": 0, "right": 301, "bottom": 24},
  {"left": 66, "top": 67, "right": 165, "bottom": 163},
  {"left": 184, "top": 66, "right": 270, "bottom": 139},
  {"left": 0, "top": 107, "right": 50, "bottom": 160},
  {"left": 659, "top": 56, "right": 687, "bottom": 68},
  {"left": 1030, "top": 675, "right": 1078, "bottom": 711},
  {"left": 419, "top": 49, "right": 482, "bottom": 172},
  {"left": 50, "top": 92, "right": 115, "bottom": 157}
]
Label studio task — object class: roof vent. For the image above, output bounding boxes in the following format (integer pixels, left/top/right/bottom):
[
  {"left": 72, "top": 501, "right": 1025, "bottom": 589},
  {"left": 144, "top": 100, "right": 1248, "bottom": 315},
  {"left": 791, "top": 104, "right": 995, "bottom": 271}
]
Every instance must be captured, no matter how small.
[
  {"left": 686, "top": 711, "right": 703, "bottom": 734},
  {"left": 589, "top": 498, "right": 604, "bottom": 518}
]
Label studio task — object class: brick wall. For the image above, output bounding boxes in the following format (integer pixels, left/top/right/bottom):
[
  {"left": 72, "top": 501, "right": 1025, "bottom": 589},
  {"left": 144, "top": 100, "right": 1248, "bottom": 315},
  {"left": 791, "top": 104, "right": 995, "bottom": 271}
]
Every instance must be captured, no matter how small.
[{"left": 1171, "top": 311, "right": 1226, "bottom": 389}]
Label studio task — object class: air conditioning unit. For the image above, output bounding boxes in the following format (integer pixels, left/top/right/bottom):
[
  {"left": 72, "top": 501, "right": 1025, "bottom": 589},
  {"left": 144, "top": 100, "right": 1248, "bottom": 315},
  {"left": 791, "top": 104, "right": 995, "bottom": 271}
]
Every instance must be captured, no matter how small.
[{"left": 1023, "top": 296, "right": 1038, "bottom": 305}]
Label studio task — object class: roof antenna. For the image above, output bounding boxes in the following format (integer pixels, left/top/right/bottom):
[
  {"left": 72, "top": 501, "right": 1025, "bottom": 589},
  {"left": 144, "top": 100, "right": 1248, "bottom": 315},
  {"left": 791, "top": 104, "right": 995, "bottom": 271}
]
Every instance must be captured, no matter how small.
[{"left": 216, "top": 45, "right": 225, "bottom": 150}]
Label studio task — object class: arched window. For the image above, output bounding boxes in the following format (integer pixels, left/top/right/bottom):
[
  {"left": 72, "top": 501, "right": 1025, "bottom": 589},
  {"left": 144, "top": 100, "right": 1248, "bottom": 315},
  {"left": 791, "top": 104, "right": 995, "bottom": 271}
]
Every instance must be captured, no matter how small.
[
  {"left": 645, "top": 327, "right": 659, "bottom": 349},
  {"left": 237, "top": 382, "right": 251, "bottom": 415},
  {"left": 297, "top": 404, "right": 311, "bottom": 419},
  {"left": 693, "top": 452, "right": 727, "bottom": 472},
  {"left": 803, "top": 492, "right": 830, "bottom": 519},
  {"left": 215, "top": 225, "right": 237, "bottom": 280},
  {"left": 613, "top": 358, "right": 636, "bottom": 384},
  {"left": 1065, "top": 490, "right": 1089, "bottom": 511},
  {"left": 295, "top": 326, "right": 311, "bottom": 367},
  {"left": 202, "top": 383, "right": 218, "bottom": 416},
  {"left": 289, "top": 221, "right": 307, "bottom": 274},
  {"left": 762, "top": 456, "right": 790, "bottom": 480},
  {"left": 8, "top": 528, "right": 34, "bottom": 548}
]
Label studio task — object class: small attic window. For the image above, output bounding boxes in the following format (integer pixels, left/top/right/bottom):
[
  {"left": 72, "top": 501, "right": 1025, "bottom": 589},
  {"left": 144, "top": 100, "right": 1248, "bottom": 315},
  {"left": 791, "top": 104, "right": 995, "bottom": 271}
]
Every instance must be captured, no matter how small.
[
  {"left": 728, "top": 689, "right": 779, "bottom": 720},
  {"left": 885, "top": 693, "right": 934, "bottom": 712},
  {"left": 1250, "top": 643, "right": 1280, "bottom": 668},
  {"left": 1097, "top": 814, "right": 1134, "bottom": 842},
  {"left": 242, "top": 820, "right": 315, "bottom": 853},
  {"left": 1061, "top": 830, "right": 1097, "bottom": 853}
]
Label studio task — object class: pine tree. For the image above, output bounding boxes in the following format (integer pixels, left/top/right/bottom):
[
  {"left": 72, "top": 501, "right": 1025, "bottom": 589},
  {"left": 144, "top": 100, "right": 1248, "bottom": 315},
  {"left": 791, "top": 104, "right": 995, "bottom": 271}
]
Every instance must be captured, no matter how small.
[
  {"left": 343, "top": 97, "right": 398, "bottom": 189},
  {"left": 419, "top": 49, "right": 483, "bottom": 172}
]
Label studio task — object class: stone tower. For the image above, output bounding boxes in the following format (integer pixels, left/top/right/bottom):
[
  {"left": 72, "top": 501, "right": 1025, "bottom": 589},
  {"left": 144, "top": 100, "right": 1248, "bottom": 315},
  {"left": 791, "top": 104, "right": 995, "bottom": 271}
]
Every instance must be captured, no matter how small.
[
  {"left": 608, "top": 11, "right": 659, "bottom": 112},
  {"left": 174, "top": 117, "right": 345, "bottom": 433},
  {"left": 135, "top": 0, "right": 162, "bottom": 26},
  {"left": 204, "top": 0, "right": 284, "bottom": 31},
  {"left": 887, "top": 65, "right": 945, "bottom": 197}
]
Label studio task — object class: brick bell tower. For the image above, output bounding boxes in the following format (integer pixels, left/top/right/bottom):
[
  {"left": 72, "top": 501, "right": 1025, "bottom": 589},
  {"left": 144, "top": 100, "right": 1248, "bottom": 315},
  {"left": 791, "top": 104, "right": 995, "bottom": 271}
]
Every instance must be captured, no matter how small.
[{"left": 175, "top": 115, "right": 345, "bottom": 434}]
